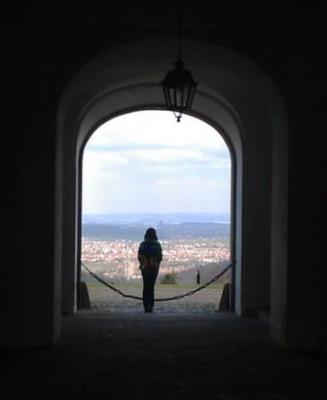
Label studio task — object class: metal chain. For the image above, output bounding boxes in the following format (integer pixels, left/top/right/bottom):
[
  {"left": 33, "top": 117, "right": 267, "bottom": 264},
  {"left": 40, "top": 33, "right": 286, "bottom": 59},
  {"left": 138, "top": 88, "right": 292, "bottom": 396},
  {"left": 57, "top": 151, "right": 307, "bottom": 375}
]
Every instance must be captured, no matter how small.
[{"left": 81, "top": 262, "right": 233, "bottom": 302}]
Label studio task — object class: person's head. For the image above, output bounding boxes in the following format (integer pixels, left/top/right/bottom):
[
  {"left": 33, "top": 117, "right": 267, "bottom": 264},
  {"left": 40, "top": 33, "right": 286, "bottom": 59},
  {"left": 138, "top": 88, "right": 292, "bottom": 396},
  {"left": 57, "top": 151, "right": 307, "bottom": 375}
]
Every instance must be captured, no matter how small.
[{"left": 144, "top": 227, "right": 158, "bottom": 241}]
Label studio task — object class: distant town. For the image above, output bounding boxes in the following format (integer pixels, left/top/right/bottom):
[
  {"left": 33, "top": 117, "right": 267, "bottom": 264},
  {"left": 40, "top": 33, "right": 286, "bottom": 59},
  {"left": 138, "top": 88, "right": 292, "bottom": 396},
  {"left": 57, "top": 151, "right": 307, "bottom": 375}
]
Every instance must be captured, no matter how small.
[
  {"left": 82, "top": 237, "right": 230, "bottom": 281},
  {"left": 81, "top": 214, "right": 231, "bottom": 283}
]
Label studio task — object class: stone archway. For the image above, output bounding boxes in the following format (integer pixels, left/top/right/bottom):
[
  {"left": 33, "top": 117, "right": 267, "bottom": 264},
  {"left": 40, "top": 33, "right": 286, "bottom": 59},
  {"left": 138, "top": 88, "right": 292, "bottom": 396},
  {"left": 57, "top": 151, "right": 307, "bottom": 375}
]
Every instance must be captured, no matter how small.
[
  {"left": 56, "top": 38, "right": 288, "bottom": 344},
  {"left": 80, "top": 109, "right": 234, "bottom": 313}
]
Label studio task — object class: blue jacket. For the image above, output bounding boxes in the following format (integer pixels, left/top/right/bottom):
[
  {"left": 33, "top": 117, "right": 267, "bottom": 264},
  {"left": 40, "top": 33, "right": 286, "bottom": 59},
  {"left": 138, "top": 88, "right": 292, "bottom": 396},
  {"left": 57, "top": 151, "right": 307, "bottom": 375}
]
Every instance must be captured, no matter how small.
[{"left": 138, "top": 239, "right": 162, "bottom": 270}]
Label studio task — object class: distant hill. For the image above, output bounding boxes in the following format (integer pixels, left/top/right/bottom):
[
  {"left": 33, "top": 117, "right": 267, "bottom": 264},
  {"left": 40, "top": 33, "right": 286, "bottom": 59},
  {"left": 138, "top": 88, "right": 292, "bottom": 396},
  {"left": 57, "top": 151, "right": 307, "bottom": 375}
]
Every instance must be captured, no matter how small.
[
  {"left": 82, "top": 212, "right": 230, "bottom": 225},
  {"left": 82, "top": 222, "right": 230, "bottom": 240}
]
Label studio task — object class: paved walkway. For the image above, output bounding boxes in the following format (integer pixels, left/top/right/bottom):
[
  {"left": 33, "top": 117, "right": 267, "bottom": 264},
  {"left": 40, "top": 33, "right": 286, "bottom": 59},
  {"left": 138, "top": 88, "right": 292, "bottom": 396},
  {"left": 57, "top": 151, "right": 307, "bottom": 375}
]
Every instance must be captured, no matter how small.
[
  {"left": 1, "top": 311, "right": 325, "bottom": 399},
  {"left": 87, "top": 284, "right": 224, "bottom": 314}
]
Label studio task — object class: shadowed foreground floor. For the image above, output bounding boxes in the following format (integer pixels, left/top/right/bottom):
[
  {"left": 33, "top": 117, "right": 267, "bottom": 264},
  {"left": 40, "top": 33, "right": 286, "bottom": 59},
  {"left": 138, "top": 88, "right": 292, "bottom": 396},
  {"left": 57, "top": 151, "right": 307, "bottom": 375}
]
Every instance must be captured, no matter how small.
[{"left": 1, "top": 311, "right": 325, "bottom": 399}]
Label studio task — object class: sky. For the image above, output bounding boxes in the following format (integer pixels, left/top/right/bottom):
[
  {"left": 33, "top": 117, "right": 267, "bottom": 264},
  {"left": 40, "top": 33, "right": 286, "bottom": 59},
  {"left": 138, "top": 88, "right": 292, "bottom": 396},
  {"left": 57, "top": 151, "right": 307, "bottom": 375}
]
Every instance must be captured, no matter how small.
[{"left": 82, "top": 110, "right": 231, "bottom": 215}]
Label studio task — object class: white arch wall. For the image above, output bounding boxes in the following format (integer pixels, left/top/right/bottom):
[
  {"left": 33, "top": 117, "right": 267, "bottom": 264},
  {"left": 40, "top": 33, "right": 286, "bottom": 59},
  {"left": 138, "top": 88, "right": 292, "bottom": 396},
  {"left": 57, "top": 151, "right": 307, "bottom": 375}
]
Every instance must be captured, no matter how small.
[{"left": 57, "top": 39, "right": 288, "bottom": 341}]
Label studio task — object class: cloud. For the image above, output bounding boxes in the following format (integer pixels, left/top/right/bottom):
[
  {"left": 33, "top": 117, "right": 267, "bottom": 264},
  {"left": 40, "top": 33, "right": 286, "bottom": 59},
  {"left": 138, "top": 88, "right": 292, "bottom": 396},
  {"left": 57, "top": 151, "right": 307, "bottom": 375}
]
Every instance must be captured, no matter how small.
[
  {"left": 83, "top": 110, "right": 231, "bottom": 214},
  {"left": 88, "top": 110, "right": 228, "bottom": 151}
]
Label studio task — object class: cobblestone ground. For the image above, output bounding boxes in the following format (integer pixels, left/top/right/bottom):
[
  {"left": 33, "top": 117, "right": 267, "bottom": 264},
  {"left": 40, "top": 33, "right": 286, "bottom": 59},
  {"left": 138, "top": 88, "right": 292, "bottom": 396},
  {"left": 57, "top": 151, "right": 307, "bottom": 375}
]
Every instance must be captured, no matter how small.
[{"left": 87, "top": 284, "right": 223, "bottom": 313}]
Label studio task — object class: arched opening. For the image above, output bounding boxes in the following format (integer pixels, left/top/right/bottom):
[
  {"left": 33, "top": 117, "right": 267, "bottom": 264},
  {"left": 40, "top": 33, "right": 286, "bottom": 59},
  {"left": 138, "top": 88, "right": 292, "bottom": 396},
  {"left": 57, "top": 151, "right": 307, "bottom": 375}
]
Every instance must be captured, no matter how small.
[
  {"left": 80, "top": 110, "right": 233, "bottom": 313},
  {"left": 56, "top": 38, "right": 287, "bottom": 344}
]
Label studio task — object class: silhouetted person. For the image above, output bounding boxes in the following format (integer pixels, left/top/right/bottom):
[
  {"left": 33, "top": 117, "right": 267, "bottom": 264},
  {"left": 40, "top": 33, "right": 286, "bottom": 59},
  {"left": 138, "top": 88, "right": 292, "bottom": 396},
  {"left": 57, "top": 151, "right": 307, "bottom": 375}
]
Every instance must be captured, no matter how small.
[
  {"left": 196, "top": 269, "right": 201, "bottom": 285},
  {"left": 138, "top": 227, "right": 162, "bottom": 313}
]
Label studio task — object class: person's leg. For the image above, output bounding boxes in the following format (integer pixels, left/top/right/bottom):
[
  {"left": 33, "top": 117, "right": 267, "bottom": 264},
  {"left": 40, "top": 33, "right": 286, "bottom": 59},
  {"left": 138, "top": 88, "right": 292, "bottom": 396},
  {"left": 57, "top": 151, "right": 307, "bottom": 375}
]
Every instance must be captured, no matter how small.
[
  {"left": 147, "top": 269, "right": 159, "bottom": 312},
  {"left": 142, "top": 270, "right": 151, "bottom": 312}
]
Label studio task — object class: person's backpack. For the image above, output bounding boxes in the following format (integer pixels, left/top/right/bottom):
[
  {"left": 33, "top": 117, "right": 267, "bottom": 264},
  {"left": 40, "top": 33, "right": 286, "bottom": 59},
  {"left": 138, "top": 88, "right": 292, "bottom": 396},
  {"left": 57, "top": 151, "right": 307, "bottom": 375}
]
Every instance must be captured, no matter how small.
[{"left": 139, "top": 241, "right": 161, "bottom": 270}]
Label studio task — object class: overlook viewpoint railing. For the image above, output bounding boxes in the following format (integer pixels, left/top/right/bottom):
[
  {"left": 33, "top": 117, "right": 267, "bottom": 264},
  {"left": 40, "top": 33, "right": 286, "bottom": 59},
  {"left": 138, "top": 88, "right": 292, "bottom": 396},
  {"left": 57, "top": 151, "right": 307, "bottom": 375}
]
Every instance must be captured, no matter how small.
[{"left": 81, "top": 261, "right": 233, "bottom": 302}]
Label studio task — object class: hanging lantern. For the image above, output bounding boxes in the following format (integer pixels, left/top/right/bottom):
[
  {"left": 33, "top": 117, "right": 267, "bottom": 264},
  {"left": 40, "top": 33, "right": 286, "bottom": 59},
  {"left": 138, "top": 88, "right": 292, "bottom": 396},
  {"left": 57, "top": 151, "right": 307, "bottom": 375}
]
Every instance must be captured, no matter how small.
[
  {"left": 161, "top": 58, "right": 198, "bottom": 122},
  {"left": 161, "top": 4, "right": 197, "bottom": 123}
]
